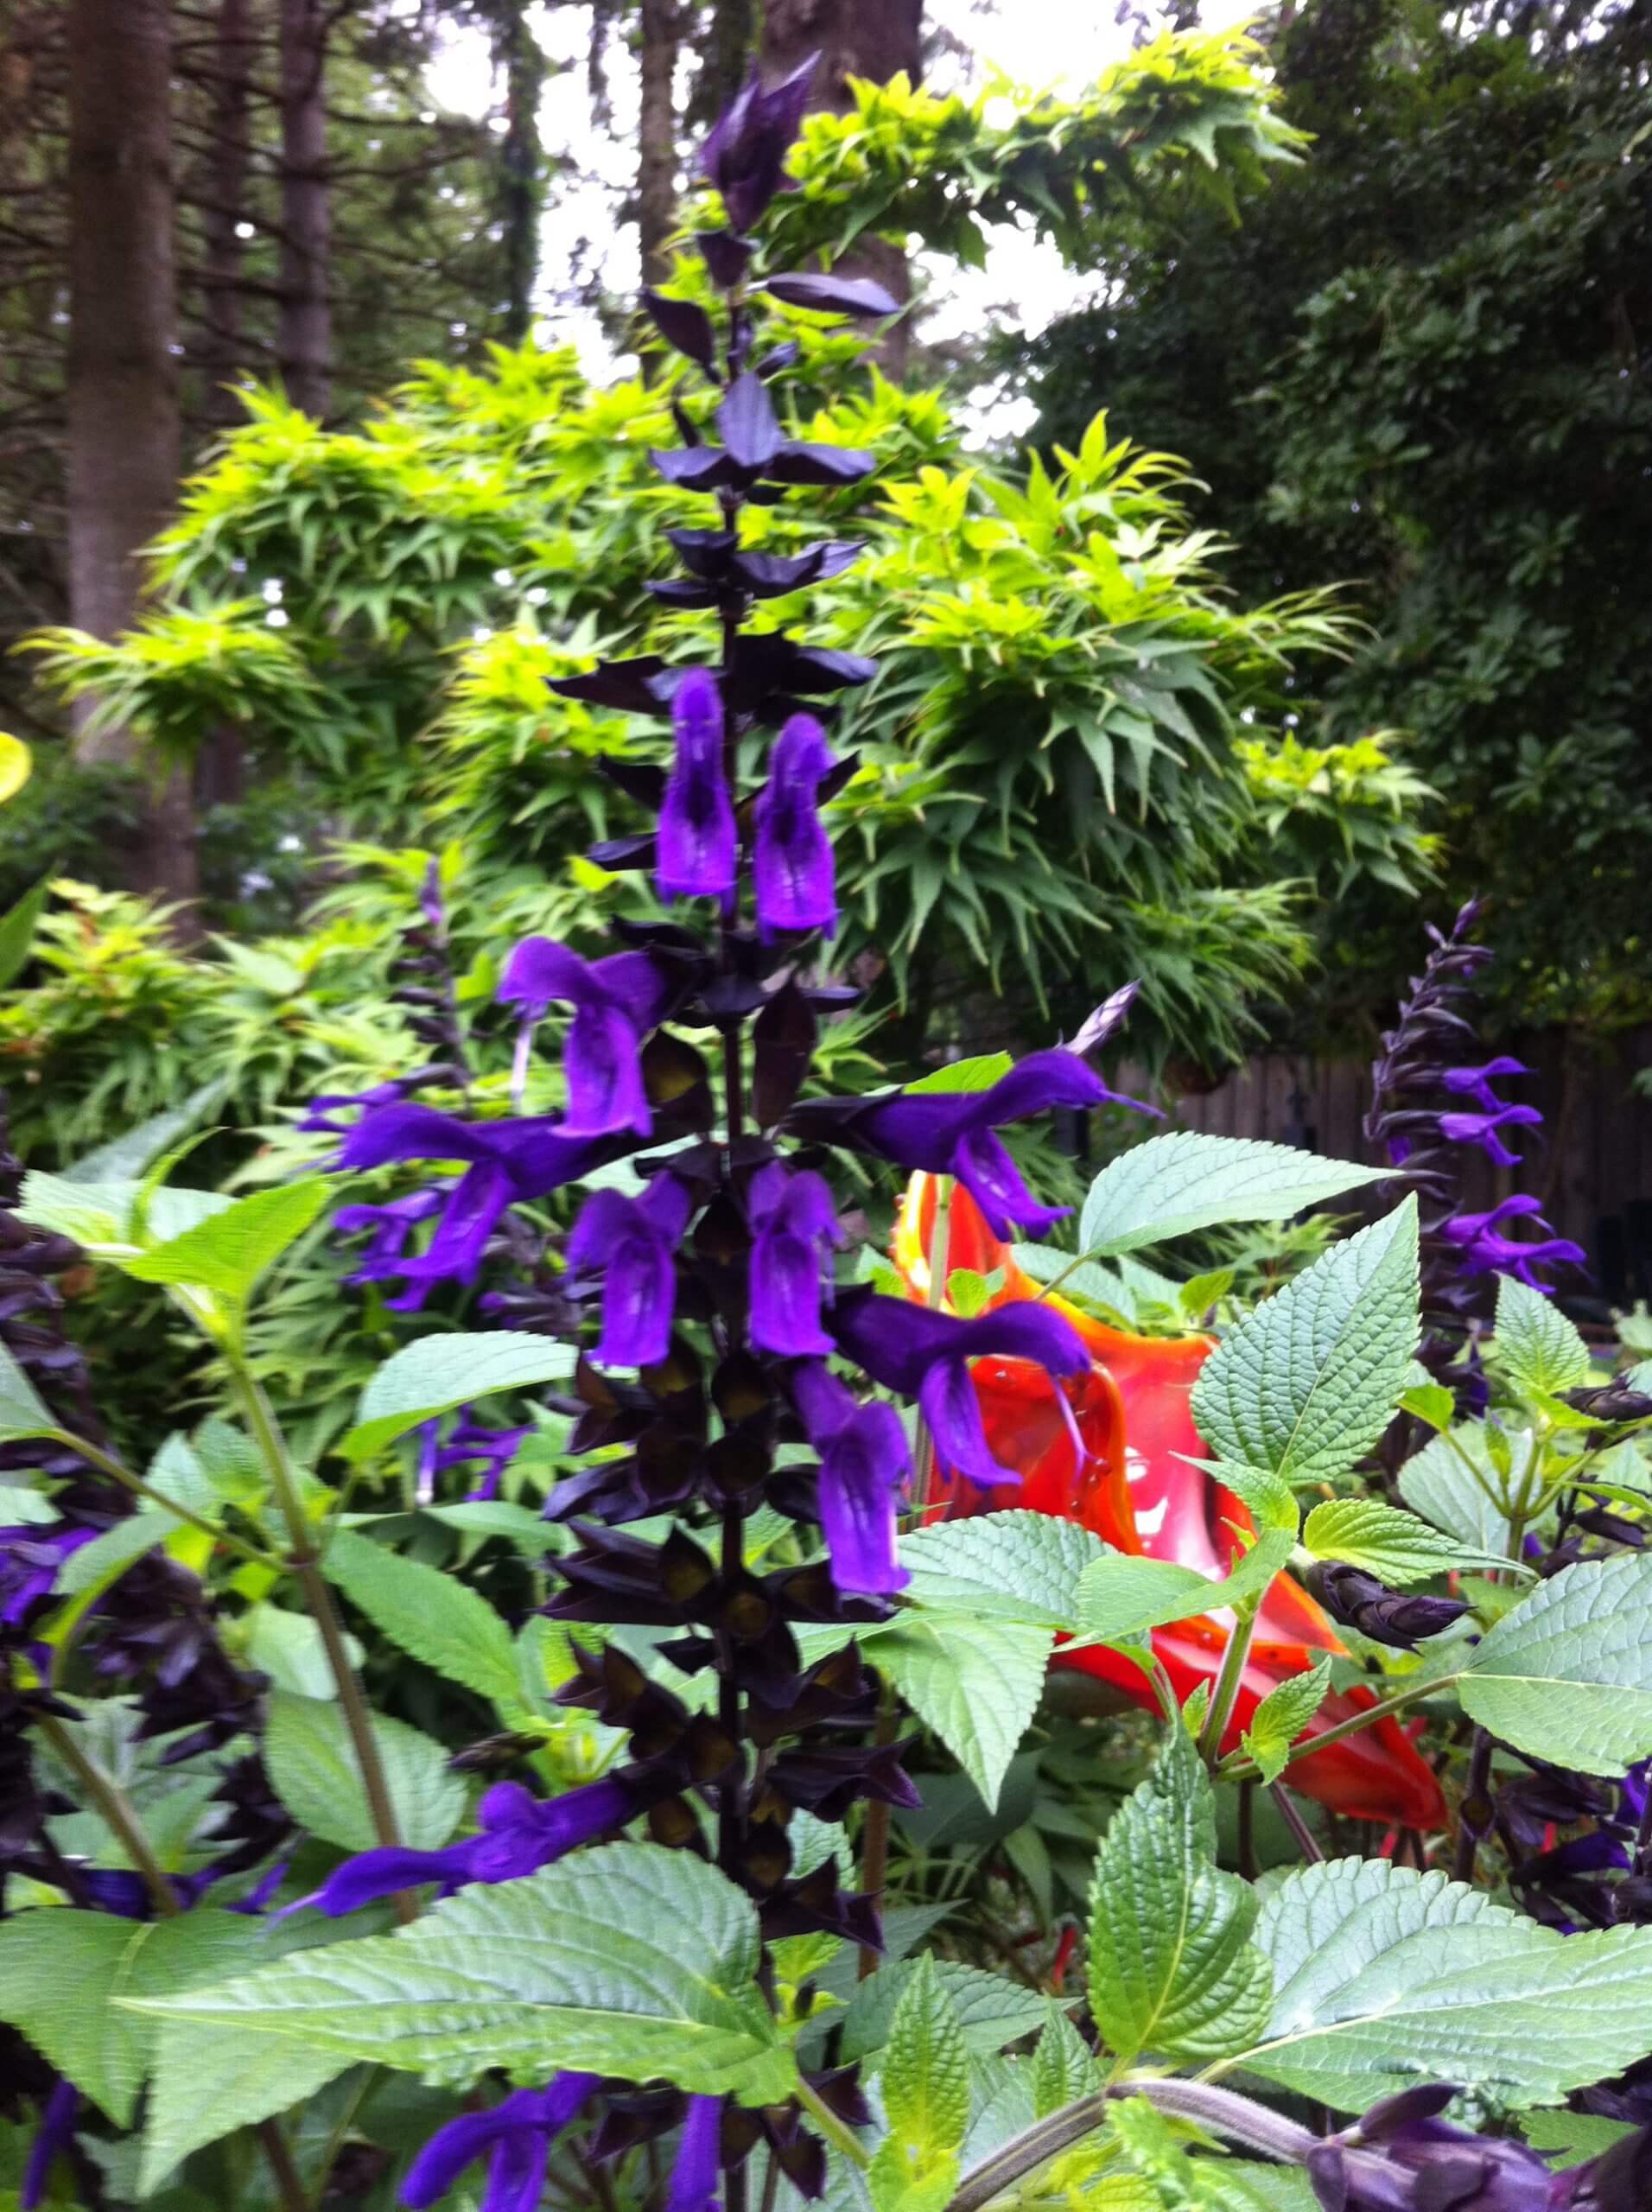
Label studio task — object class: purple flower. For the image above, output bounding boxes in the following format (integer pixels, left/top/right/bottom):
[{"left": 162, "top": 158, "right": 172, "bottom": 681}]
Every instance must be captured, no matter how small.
[
  {"left": 666, "top": 2094, "right": 724, "bottom": 2212},
  {"left": 753, "top": 713, "right": 836, "bottom": 939},
  {"left": 403, "top": 2074, "right": 600, "bottom": 2212},
  {"left": 334, "top": 1191, "right": 445, "bottom": 1297},
  {"left": 1306, "top": 2088, "right": 1555, "bottom": 2210},
  {"left": 1437, "top": 1103, "right": 1544, "bottom": 1169},
  {"left": 748, "top": 1165, "right": 842, "bottom": 1357},
  {"left": 337, "top": 1103, "right": 611, "bottom": 1307},
  {"left": 567, "top": 1176, "right": 694, "bottom": 1369},
  {"left": 310, "top": 1777, "right": 633, "bottom": 1916},
  {"left": 499, "top": 940, "right": 673, "bottom": 1138},
  {"left": 418, "top": 1412, "right": 531, "bottom": 1503},
  {"left": 828, "top": 1293, "right": 1089, "bottom": 1487},
  {"left": 1442, "top": 1195, "right": 1585, "bottom": 1293},
  {"left": 699, "top": 57, "right": 816, "bottom": 233},
  {"left": 791, "top": 1361, "right": 911, "bottom": 1595},
  {"left": 789, "top": 1049, "right": 1150, "bottom": 1239},
  {"left": 658, "top": 668, "right": 736, "bottom": 904},
  {"left": 2, "top": 1523, "right": 95, "bottom": 1626},
  {"left": 1440, "top": 1058, "right": 1531, "bottom": 1113},
  {"left": 22, "top": 2078, "right": 79, "bottom": 2212}
]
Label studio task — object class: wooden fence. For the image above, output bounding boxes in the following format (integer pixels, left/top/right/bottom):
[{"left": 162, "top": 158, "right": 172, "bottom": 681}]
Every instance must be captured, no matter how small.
[{"left": 1152, "top": 1029, "right": 1652, "bottom": 1307}]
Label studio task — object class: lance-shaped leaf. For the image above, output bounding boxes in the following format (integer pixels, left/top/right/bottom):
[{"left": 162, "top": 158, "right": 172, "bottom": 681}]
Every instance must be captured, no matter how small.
[
  {"left": 868, "top": 1612, "right": 1052, "bottom": 1811},
  {"left": 1077, "top": 1133, "right": 1388, "bottom": 1261},
  {"left": 1242, "top": 1657, "right": 1334, "bottom": 1786},
  {"left": 641, "top": 289, "right": 717, "bottom": 372},
  {"left": 1458, "top": 1553, "right": 1652, "bottom": 1773},
  {"left": 896, "top": 1510, "right": 1104, "bottom": 1629},
  {"left": 874, "top": 1953, "right": 969, "bottom": 2191},
  {"left": 1232, "top": 1855, "right": 1652, "bottom": 2111},
  {"left": 1087, "top": 1726, "right": 1273, "bottom": 2068},
  {"left": 717, "top": 369, "right": 783, "bottom": 469},
  {"left": 1191, "top": 1201, "right": 1420, "bottom": 1488},
  {"left": 322, "top": 1527, "right": 527, "bottom": 1722},
  {"left": 126, "top": 1843, "right": 797, "bottom": 2105},
  {"left": 121, "top": 1178, "right": 332, "bottom": 1304},
  {"left": 1493, "top": 1273, "right": 1593, "bottom": 1397},
  {"left": 340, "top": 1329, "right": 576, "bottom": 1461},
  {"left": 1075, "top": 1526, "right": 1294, "bottom": 1644},
  {"left": 765, "top": 270, "right": 901, "bottom": 316},
  {"left": 1301, "top": 1497, "right": 1516, "bottom": 1586}
]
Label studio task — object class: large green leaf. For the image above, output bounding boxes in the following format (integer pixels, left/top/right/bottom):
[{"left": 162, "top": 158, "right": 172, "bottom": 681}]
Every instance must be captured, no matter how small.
[
  {"left": 1397, "top": 1422, "right": 1520, "bottom": 1552},
  {"left": 0, "top": 1908, "right": 267, "bottom": 2126},
  {"left": 1493, "top": 1274, "right": 1592, "bottom": 1397},
  {"left": 1458, "top": 1554, "right": 1652, "bottom": 1773},
  {"left": 875, "top": 1953, "right": 969, "bottom": 2190},
  {"left": 121, "top": 1178, "right": 333, "bottom": 1303},
  {"left": 340, "top": 1331, "right": 578, "bottom": 1462},
  {"left": 838, "top": 1958, "right": 1053, "bottom": 2064},
  {"left": 896, "top": 1510, "right": 1103, "bottom": 1628},
  {"left": 61, "top": 1084, "right": 229, "bottom": 1186},
  {"left": 1190, "top": 1201, "right": 1419, "bottom": 1487},
  {"left": 869, "top": 1613, "right": 1053, "bottom": 1811},
  {"left": 1233, "top": 1855, "right": 1652, "bottom": 2110},
  {"left": 127, "top": 1844, "right": 797, "bottom": 2104},
  {"left": 322, "top": 1525, "right": 525, "bottom": 1721},
  {"left": 1301, "top": 1497, "right": 1514, "bottom": 1585},
  {"left": 1087, "top": 1726, "right": 1273, "bottom": 2068},
  {"left": 140, "top": 2024, "right": 350, "bottom": 2194},
  {"left": 1074, "top": 1528, "right": 1293, "bottom": 1643},
  {"left": 263, "top": 1689, "right": 466, "bottom": 1853},
  {"left": 1077, "top": 1134, "right": 1387, "bottom": 1260}
]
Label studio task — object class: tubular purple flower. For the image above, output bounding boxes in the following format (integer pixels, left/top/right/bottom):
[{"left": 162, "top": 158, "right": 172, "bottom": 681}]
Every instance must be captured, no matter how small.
[
  {"left": 658, "top": 668, "right": 737, "bottom": 903},
  {"left": 748, "top": 1164, "right": 842, "bottom": 1356},
  {"left": 568, "top": 1176, "right": 694, "bottom": 1369},
  {"left": 22, "top": 2079, "right": 79, "bottom": 2212},
  {"left": 828, "top": 1294, "right": 1089, "bottom": 1487},
  {"left": 499, "top": 940, "right": 673, "bottom": 1138},
  {"left": 402, "top": 2074, "right": 601, "bottom": 2212},
  {"left": 788, "top": 1048, "right": 1153, "bottom": 1238},
  {"left": 1441, "top": 1195, "right": 1585, "bottom": 1292},
  {"left": 1306, "top": 2086, "right": 1558, "bottom": 2211},
  {"left": 753, "top": 713, "right": 837, "bottom": 939},
  {"left": 2, "top": 1523, "right": 95, "bottom": 1626},
  {"left": 334, "top": 1103, "right": 611, "bottom": 1306},
  {"left": 334, "top": 1191, "right": 444, "bottom": 1294},
  {"left": 1440, "top": 1057, "right": 1531, "bottom": 1113},
  {"left": 1436, "top": 1102, "right": 1543, "bottom": 1168},
  {"left": 791, "top": 1360, "right": 912, "bottom": 1595},
  {"left": 310, "top": 1777, "right": 635, "bottom": 1916},
  {"left": 665, "top": 2094, "right": 724, "bottom": 2212}
]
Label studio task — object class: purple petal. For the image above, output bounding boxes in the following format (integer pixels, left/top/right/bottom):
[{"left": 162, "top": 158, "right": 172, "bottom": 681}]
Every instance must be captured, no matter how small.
[
  {"left": 658, "top": 669, "right": 736, "bottom": 902},
  {"left": 666, "top": 2095, "right": 724, "bottom": 2212},
  {"left": 818, "top": 1402, "right": 912, "bottom": 1595},
  {"left": 754, "top": 712, "right": 837, "bottom": 938},
  {"left": 750, "top": 1225, "right": 832, "bottom": 1356},
  {"left": 599, "top": 1215, "right": 679, "bottom": 1367},
  {"left": 920, "top": 1357, "right": 1014, "bottom": 1486},
  {"left": 22, "top": 2080, "right": 79, "bottom": 2212},
  {"left": 953, "top": 1127, "right": 1068, "bottom": 1239},
  {"left": 337, "top": 1102, "right": 506, "bottom": 1173},
  {"left": 315, "top": 1842, "right": 473, "bottom": 1917},
  {"left": 565, "top": 1000, "right": 651, "bottom": 1138}
]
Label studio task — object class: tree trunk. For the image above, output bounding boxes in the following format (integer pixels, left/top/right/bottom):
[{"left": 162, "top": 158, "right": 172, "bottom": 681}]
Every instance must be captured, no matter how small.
[
  {"left": 67, "top": 0, "right": 196, "bottom": 910},
  {"left": 496, "top": 1, "right": 545, "bottom": 345},
  {"left": 636, "top": 0, "right": 680, "bottom": 290},
  {"left": 759, "top": 0, "right": 922, "bottom": 376},
  {"left": 277, "top": 0, "right": 330, "bottom": 417},
  {"left": 199, "top": 0, "right": 254, "bottom": 431}
]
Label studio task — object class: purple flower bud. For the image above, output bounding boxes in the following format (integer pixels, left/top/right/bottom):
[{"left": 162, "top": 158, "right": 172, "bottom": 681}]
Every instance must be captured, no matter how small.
[
  {"left": 499, "top": 940, "right": 673, "bottom": 1138},
  {"left": 403, "top": 2073, "right": 600, "bottom": 2212},
  {"left": 568, "top": 1176, "right": 694, "bottom": 1369},
  {"left": 658, "top": 669, "right": 737, "bottom": 904},
  {"left": 1307, "top": 2085, "right": 1558, "bottom": 2209},
  {"left": 748, "top": 1164, "right": 842, "bottom": 1356},
  {"left": 698, "top": 57, "right": 816, "bottom": 234},
  {"left": 753, "top": 713, "right": 837, "bottom": 938},
  {"left": 1315, "top": 1563, "right": 1468, "bottom": 1649},
  {"left": 22, "top": 2079, "right": 79, "bottom": 2212}
]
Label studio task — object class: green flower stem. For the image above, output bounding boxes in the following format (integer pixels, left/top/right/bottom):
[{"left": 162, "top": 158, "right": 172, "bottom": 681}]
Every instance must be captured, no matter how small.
[
  {"left": 35, "top": 1712, "right": 308, "bottom": 2212},
  {"left": 1218, "top": 1671, "right": 1460, "bottom": 1786},
  {"left": 942, "top": 2076, "right": 1318, "bottom": 2212},
  {"left": 40, "top": 1426, "right": 277, "bottom": 1571},
  {"left": 1198, "top": 1595, "right": 1261, "bottom": 1766},
  {"left": 909, "top": 1173, "right": 955, "bottom": 1517},
  {"left": 229, "top": 1360, "right": 414, "bottom": 1917},
  {"left": 794, "top": 2078, "right": 870, "bottom": 2171}
]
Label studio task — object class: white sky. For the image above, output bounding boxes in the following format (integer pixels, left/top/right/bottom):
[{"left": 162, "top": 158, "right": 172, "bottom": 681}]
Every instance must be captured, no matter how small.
[{"left": 429, "top": 0, "right": 1261, "bottom": 431}]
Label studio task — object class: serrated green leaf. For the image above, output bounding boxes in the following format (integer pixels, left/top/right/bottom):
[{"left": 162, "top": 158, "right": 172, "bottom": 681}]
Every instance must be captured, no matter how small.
[
  {"left": 242, "top": 1604, "right": 364, "bottom": 1700},
  {"left": 1300, "top": 1497, "right": 1513, "bottom": 1585},
  {"left": 896, "top": 1510, "right": 1104, "bottom": 1628},
  {"left": 0, "top": 1908, "right": 267, "bottom": 2126},
  {"left": 0, "top": 1338, "right": 54, "bottom": 1440},
  {"left": 263, "top": 1689, "right": 465, "bottom": 1853},
  {"left": 322, "top": 1525, "right": 524, "bottom": 1720},
  {"left": 878, "top": 1955, "right": 969, "bottom": 2183},
  {"left": 1087, "top": 1726, "right": 1273, "bottom": 2068},
  {"left": 340, "top": 1332, "right": 577, "bottom": 1462},
  {"left": 869, "top": 1613, "right": 1052, "bottom": 1810},
  {"left": 904, "top": 1054, "right": 1015, "bottom": 1095},
  {"left": 838, "top": 1958, "right": 1052, "bottom": 2064},
  {"left": 1231, "top": 1854, "right": 1652, "bottom": 2109},
  {"left": 1397, "top": 1423, "right": 1518, "bottom": 1551},
  {"left": 61, "top": 1083, "right": 229, "bottom": 1186},
  {"left": 127, "top": 1843, "right": 797, "bottom": 2104},
  {"left": 140, "top": 2023, "right": 350, "bottom": 2194},
  {"left": 54, "top": 1509, "right": 174, "bottom": 1597},
  {"left": 1241, "top": 1656, "right": 1333, "bottom": 1786},
  {"left": 946, "top": 1267, "right": 992, "bottom": 1319},
  {"left": 1190, "top": 1202, "right": 1420, "bottom": 1487},
  {"left": 1032, "top": 2002, "right": 1099, "bottom": 2117},
  {"left": 1075, "top": 1527, "right": 1293, "bottom": 1643},
  {"left": 1077, "top": 1134, "right": 1387, "bottom": 1261},
  {"left": 1398, "top": 1382, "right": 1457, "bottom": 1433},
  {"left": 122, "top": 1178, "right": 332, "bottom": 1302},
  {"left": 1458, "top": 1554, "right": 1652, "bottom": 1773},
  {"left": 1494, "top": 1274, "right": 1592, "bottom": 1397},
  {"left": 0, "top": 1484, "right": 58, "bottom": 1523}
]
